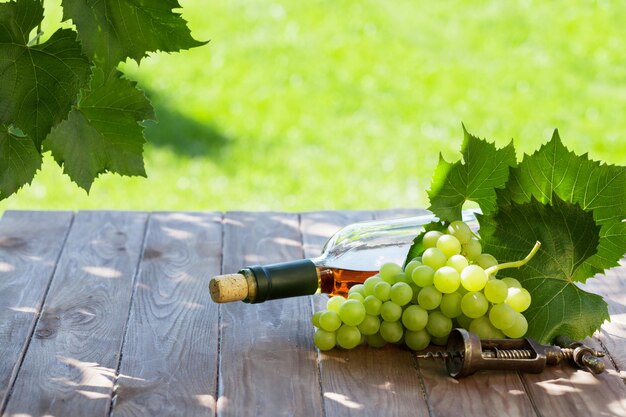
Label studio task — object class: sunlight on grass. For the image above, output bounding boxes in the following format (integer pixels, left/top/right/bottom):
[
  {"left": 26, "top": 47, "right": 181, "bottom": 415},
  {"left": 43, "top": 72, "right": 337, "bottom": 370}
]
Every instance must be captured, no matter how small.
[{"left": 2, "top": 0, "right": 625, "bottom": 212}]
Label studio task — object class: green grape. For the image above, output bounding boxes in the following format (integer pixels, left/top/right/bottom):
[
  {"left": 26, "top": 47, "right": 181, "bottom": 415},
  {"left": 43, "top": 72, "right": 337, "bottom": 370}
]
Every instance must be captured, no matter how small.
[
  {"left": 462, "top": 238, "right": 482, "bottom": 261},
  {"left": 430, "top": 334, "right": 449, "bottom": 346},
  {"left": 366, "top": 332, "right": 387, "bottom": 348},
  {"left": 501, "top": 277, "right": 522, "bottom": 288},
  {"left": 401, "top": 305, "right": 428, "bottom": 331},
  {"left": 433, "top": 266, "right": 461, "bottom": 294},
  {"left": 393, "top": 272, "right": 412, "bottom": 285},
  {"left": 456, "top": 313, "right": 472, "bottom": 330},
  {"left": 440, "top": 292, "right": 463, "bottom": 318},
  {"left": 380, "top": 301, "right": 402, "bottom": 322},
  {"left": 348, "top": 284, "right": 365, "bottom": 296},
  {"left": 314, "top": 329, "right": 336, "bottom": 351},
  {"left": 338, "top": 299, "right": 366, "bottom": 326},
  {"left": 363, "top": 275, "right": 382, "bottom": 296},
  {"left": 426, "top": 311, "right": 453, "bottom": 338},
  {"left": 390, "top": 282, "right": 413, "bottom": 306},
  {"left": 456, "top": 284, "right": 469, "bottom": 296},
  {"left": 446, "top": 254, "right": 469, "bottom": 273},
  {"left": 336, "top": 324, "right": 362, "bottom": 349},
  {"left": 436, "top": 234, "right": 462, "bottom": 258},
  {"left": 447, "top": 220, "right": 472, "bottom": 244},
  {"left": 404, "top": 259, "right": 423, "bottom": 277},
  {"left": 327, "top": 295, "right": 345, "bottom": 312},
  {"left": 460, "top": 265, "right": 488, "bottom": 292},
  {"left": 422, "top": 248, "right": 447, "bottom": 270},
  {"left": 319, "top": 310, "right": 342, "bottom": 331},
  {"left": 311, "top": 310, "right": 324, "bottom": 328},
  {"left": 410, "top": 284, "right": 421, "bottom": 304},
  {"left": 505, "top": 287, "right": 532, "bottom": 312},
  {"left": 379, "top": 262, "right": 403, "bottom": 283},
  {"left": 489, "top": 303, "right": 517, "bottom": 330},
  {"left": 363, "top": 294, "right": 382, "bottom": 316},
  {"left": 373, "top": 281, "right": 391, "bottom": 301},
  {"left": 405, "top": 329, "right": 431, "bottom": 351},
  {"left": 412, "top": 265, "right": 435, "bottom": 287},
  {"left": 422, "top": 230, "right": 443, "bottom": 248},
  {"left": 484, "top": 279, "right": 508, "bottom": 303},
  {"left": 347, "top": 292, "right": 365, "bottom": 303},
  {"left": 475, "top": 253, "right": 498, "bottom": 271},
  {"left": 357, "top": 314, "right": 381, "bottom": 335},
  {"left": 379, "top": 320, "right": 404, "bottom": 343},
  {"left": 502, "top": 312, "right": 528, "bottom": 338},
  {"left": 469, "top": 316, "right": 505, "bottom": 339},
  {"left": 417, "top": 285, "right": 442, "bottom": 310},
  {"left": 460, "top": 291, "right": 489, "bottom": 318}
]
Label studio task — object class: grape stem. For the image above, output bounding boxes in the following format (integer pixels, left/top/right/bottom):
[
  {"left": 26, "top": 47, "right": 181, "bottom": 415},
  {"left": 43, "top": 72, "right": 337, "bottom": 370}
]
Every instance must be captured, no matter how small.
[{"left": 484, "top": 241, "right": 541, "bottom": 276}]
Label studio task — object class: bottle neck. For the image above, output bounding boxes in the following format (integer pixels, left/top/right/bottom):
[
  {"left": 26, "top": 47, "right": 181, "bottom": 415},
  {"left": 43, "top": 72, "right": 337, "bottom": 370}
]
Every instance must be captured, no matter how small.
[{"left": 245, "top": 259, "right": 319, "bottom": 303}]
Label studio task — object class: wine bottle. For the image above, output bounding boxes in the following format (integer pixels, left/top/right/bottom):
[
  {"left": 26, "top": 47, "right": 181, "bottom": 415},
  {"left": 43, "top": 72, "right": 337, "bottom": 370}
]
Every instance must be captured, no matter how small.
[{"left": 209, "top": 211, "right": 478, "bottom": 304}]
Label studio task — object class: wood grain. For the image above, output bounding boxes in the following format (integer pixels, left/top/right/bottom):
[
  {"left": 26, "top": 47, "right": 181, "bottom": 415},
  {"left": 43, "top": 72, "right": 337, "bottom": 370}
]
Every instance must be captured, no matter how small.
[
  {"left": 218, "top": 211, "right": 323, "bottom": 417},
  {"left": 417, "top": 360, "right": 537, "bottom": 417},
  {"left": 580, "top": 259, "right": 626, "bottom": 373},
  {"left": 301, "top": 210, "right": 432, "bottom": 417},
  {"left": 2, "top": 211, "right": 148, "bottom": 417},
  {"left": 0, "top": 211, "right": 74, "bottom": 409},
  {"left": 110, "top": 212, "right": 223, "bottom": 417}
]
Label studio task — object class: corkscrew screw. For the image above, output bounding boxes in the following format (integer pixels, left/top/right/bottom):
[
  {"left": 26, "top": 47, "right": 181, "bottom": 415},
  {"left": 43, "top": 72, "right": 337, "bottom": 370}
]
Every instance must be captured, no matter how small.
[{"left": 417, "top": 328, "right": 606, "bottom": 378}]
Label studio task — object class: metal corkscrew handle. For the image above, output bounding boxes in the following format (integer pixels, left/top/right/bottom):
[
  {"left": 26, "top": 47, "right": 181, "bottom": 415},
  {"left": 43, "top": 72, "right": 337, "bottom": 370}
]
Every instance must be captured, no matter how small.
[
  {"left": 417, "top": 328, "right": 606, "bottom": 378},
  {"left": 554, "top": 335, "right": 606, "bottom": 374}
]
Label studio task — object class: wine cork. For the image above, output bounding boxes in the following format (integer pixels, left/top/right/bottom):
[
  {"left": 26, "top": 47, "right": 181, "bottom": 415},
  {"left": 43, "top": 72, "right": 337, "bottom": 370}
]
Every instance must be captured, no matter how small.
[{"left": 209, "top": 273, "right": 249, "bottom": 303}]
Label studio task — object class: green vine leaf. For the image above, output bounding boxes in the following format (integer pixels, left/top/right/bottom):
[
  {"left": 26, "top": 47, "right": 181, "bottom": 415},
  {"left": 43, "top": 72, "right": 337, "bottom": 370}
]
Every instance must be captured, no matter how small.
[
  {"left": 419, "top": 127, "right": 625, "bottom": 343},
  {"left": 477, "top": 196, "right": 610, "bottom": 343},
  {"left": 0, "top": 0, "right": 91, "bottom": 149},
  {"left": 0, "top": 125, "right": 42, "bottom": 198},
  {"left": 428, "top": 126, "right": 517, "bottom": 222},
  {"left": 502, "top": 129, "right": 626, "bottom": 224},
  {"left": 500, "top": 130, "right": 626, "bottom": 277},
  {"left": 62, "top": 0, "right": 208, "bottom": 69},
  {"left": 45, "top": 69, "right": 155, "bottom": 191}
]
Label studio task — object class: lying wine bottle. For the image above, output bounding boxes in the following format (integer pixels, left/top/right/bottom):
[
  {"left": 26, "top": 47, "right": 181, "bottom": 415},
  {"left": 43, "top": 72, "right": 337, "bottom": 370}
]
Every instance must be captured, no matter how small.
[{"left": 209, "top": 211, "right": 478, "bottom": 303}]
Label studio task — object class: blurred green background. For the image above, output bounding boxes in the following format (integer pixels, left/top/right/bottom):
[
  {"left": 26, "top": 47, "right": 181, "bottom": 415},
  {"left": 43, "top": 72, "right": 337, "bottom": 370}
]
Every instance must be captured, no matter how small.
[{"left": 2, "top": 0, "right": 626, "bottom": 212}]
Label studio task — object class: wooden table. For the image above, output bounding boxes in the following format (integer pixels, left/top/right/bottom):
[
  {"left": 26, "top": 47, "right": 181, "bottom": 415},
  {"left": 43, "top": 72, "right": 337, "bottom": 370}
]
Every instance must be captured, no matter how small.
[{"left": 0, "top": 210, "right": 625, "bottom": 417}]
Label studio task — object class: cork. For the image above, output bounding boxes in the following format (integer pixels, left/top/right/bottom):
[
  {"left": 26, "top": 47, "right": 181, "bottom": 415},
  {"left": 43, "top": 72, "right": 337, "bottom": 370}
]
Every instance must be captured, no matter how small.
[{"left": 209, "top": 273, "right": 249, "bottom": 303}]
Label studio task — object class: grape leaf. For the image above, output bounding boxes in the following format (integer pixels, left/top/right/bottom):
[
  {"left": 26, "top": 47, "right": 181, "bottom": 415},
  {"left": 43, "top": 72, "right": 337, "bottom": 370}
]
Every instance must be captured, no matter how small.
[
  {"left": 477, "top": 196, "right": 610, "bottom": 343},
  {"left": 500, "top": 130, "right": 626, "bottom": 277},
  {"left": 62, "top": 0, "right": 208, "bottom": 69},
  {"left": 0, "top": 125, "right": 42, "bottom": 197},
  {"left": 428, "top": 126, "right": 517, "bottom": 222},
  {"left": 45, "top": 69, "right": 155, "bottom": 191},
  {"left": 0, "top": 0, "right": 91, "bottom": 149},
  {"left": 503, "top": 130, "right": 626, "bottom": 224}
]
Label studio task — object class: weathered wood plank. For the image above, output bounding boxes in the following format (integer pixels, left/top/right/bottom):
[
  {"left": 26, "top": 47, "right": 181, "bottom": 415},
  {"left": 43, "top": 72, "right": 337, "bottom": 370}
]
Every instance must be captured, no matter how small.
[
  {"left": 218, "top": 211, "right": 323, "bottom": 417},
  {"left": 372, "top": 208, "right": 431, "bottom": 220},
  {"left": 302, "top": 210, "right": 431, "bottom": 417},
  {"left": 0, "top": 211, "right": 74, "bottom": 410},
  {"left": 2, "top": 211, "right": 148, "bottom": 417},
  {"left": 580, "top": 259, "right": 626, "bottom": 374},
  {"left": 110, "top": 212, "right": 223, "bottom": 417},
  {"left": 416, "top": 361, "right": 538, "bottom": 417}
]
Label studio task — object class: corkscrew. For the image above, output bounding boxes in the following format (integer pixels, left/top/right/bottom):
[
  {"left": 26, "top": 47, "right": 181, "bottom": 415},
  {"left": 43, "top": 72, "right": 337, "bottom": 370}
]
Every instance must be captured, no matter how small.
[{"left": 417, "top": 328, "right": 606, "bottom": 378}]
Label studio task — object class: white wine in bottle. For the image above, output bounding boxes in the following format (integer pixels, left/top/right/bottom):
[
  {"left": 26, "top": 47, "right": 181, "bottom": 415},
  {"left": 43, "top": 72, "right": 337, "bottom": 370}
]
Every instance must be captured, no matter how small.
[{"left": 209, "top": 212, "right": 478, "bottom": 304}]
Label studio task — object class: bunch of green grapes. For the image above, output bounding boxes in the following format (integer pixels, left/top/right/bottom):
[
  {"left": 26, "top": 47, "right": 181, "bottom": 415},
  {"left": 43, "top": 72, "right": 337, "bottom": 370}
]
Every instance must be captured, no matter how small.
[{"left": 311, "top": 220, "right": 536, "bottom": 351}]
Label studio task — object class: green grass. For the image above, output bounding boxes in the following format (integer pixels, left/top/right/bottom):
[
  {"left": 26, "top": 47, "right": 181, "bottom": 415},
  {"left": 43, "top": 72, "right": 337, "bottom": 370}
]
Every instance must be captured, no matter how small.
[{"left": 2, "top": 0, "right": 626, "bottom": 212}]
